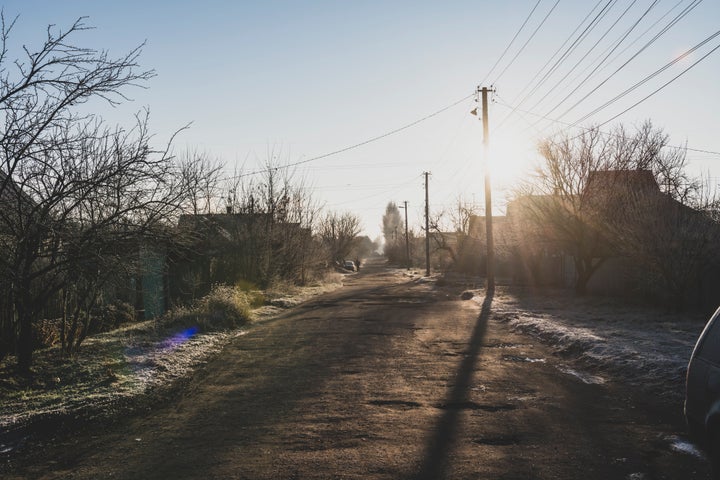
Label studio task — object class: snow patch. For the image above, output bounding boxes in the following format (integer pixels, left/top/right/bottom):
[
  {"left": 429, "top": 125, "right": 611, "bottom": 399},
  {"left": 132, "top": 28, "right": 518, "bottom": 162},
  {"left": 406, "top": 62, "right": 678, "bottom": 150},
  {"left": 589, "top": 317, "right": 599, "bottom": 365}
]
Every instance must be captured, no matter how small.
[
  {"left": 493, "top": 294, "right": 703, "bottom": 402},
  {"left": 667, "top": 435, "right": 705, "bottom": 458},
  {"left": 557, "top": 365, "right": 605, "bottom": 385}
]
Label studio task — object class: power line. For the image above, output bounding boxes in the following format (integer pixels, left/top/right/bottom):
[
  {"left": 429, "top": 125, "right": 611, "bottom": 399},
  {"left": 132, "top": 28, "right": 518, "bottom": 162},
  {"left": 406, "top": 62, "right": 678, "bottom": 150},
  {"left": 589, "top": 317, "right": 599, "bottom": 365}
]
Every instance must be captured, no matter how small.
[
  {"left": 495, "top": 0, "right": 609, "bottom": 131},
  {"left": 571, "top": 29, "right": 720, "bottom": 125},
  {"left": 328, "top": 176, "right": 421, "bottom": 207},
  {"left": 516, "top": 0, "right": 619, "bottom": 118},
  {"left": 228, "top": 93, "right": 474, "bottom": 181},
  {"left": 596, "top": 40, "right": 720, "bottom": 128},
  {"left": 543, "top": 0, "right": 656, "bottom": 120},
  {"left": 480, "top": 0, "right": 543, "bottom": 85},
  {"left": 566, "top": 0, "right": 688, "bottom": 98},
  {"left": 493, "top": 96, "right": 720, "bottom": 156},
  {"left": 557, "top": 0, "right": 704, "bottom": 124},
  {"left": 492, "top": 0, "right": 561, "bottom": 85}
]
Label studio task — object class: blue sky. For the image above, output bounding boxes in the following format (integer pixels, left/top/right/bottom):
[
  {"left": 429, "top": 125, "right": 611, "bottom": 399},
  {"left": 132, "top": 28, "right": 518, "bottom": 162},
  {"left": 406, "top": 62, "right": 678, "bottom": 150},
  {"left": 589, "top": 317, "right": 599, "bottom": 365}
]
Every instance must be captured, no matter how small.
[{"left": 3, "top": 1, "right": 720, "bottom": 239}]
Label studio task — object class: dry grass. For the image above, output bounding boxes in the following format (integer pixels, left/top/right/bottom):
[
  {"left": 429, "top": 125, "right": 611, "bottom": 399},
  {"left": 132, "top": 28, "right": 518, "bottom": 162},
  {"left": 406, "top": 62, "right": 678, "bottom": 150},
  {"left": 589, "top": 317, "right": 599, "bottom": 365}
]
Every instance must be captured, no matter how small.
[{"left": 0, "top": 277, "right": 345, "bottom": 443}]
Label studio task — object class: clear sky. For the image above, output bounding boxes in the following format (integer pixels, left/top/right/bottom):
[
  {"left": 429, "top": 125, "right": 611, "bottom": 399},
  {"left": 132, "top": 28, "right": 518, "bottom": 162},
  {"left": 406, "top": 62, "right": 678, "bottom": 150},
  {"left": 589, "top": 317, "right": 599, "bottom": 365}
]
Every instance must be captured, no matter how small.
[{"left": 3, "top": 1, "right": 719, "bottom": 240}]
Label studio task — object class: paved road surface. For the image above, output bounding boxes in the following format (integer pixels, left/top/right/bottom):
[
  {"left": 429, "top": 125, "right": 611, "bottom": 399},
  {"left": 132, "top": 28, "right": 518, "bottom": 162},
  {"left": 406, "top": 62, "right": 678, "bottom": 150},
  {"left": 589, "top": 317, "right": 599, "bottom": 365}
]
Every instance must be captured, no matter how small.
[{"left": 3, "top": 259, "right": 711, "bottom": 479}]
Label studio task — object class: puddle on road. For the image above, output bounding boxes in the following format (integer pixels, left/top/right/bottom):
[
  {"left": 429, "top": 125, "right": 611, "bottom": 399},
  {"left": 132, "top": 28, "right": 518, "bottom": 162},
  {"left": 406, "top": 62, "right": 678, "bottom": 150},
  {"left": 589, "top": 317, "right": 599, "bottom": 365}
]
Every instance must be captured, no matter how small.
[{"left": 556, "top": 365, "right": 606, "bottom": 385}]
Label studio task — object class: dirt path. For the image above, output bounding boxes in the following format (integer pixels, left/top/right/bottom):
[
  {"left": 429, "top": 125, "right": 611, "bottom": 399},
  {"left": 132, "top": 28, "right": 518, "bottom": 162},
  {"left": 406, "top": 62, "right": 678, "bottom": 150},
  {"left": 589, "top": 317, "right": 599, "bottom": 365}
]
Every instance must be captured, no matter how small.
[{"left": 2, "top": 259, "right": 711, "bottom": 479}]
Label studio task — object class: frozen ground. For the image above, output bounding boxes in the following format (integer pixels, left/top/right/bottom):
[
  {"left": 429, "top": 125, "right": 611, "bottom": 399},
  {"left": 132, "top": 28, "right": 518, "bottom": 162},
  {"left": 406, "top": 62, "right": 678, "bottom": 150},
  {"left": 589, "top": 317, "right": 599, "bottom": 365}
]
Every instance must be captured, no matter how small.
[
  {"left": 0, "top": 273, "right": 711, "bottom": 458},
  {"left": 0, "top": 278, "right": 346, "bottom": 450},
  {"left": 489, "top": 287, "right": 709, "bottom": 405}
]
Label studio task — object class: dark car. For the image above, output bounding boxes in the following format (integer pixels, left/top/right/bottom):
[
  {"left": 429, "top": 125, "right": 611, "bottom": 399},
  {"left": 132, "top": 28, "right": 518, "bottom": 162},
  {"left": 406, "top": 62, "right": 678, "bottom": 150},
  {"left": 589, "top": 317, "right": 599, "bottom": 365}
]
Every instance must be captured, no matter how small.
[
  {"left": 342, "top": 260, "right": 356, "bottom": 272},
  {"left": 686, "top": 306, "right": 720, "bottom": 473}
]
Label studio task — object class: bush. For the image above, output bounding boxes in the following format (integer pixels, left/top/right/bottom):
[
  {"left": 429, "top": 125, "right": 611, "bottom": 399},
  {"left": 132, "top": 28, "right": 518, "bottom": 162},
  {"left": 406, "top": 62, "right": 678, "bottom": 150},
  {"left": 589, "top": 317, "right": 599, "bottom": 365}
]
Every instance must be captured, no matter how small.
[
  {"left": 84, "top": 301, "right": 137, "bottom": 336},
  {"left": 197, "top": 285, "right": 254, "bottom": 330},
  {"left": 265, "top": 277, "right": 301, "bottom": 301},
  {"left": 235, "top": 279, "right": 266, "bottom": 309},
  {"left": 102, "top": 301, "right": 137, "bottom": 329},
  {"left": 32, "top": 319, "right": 60, "bottom": 349},
  {"left": 160, "top": 283, "right": 263, "bottom": 333}
]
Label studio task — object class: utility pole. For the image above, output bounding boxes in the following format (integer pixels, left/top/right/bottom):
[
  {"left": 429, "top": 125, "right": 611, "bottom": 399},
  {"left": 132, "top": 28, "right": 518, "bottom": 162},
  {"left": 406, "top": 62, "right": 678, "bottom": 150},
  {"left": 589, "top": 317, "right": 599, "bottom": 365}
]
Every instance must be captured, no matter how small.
[
  {"left": 478, "top": 86, "right": 495, "bottom": 291},
  {"left": 399, "top": 201, "right": 410, "bottom": 269},
  {"left": 424, "top": 172, "right": 431, "bottom": 276}
]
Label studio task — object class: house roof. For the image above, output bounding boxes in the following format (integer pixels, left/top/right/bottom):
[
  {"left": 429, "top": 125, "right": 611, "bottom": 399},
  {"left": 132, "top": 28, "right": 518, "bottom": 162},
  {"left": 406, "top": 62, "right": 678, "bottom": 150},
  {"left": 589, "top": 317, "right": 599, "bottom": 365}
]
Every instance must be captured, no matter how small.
[
  {"left": 584, "top": 169, "right": 659, "bottom": 197},
  {"left": 0, "top": 170, "right": 36, "bottom": 209}
]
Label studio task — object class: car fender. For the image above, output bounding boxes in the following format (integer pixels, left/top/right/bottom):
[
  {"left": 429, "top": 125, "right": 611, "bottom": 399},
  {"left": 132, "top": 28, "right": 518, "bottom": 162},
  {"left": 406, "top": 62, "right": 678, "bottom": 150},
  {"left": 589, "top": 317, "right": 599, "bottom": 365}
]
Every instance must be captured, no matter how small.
[{"left": 706, "top": 397, "right": 720, "bottom": 438}]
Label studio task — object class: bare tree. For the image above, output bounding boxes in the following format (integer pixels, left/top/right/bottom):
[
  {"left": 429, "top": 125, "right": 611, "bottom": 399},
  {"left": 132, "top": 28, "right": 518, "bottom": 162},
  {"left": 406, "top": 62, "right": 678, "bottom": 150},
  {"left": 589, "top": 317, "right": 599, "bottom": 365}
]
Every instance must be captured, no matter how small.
[
  {"left": 382, "top": 202, "right": 403, "bottom": 263},
  {"left": 423, "top": 196, "right": 483, "bottom": 272},
  {"left": 229, "top": 157, "right": 323, "bottom": 284},
  {"left": 519, "top": 121, "right": 702, "bottom": 296},
  {"left": 0, "top": 16, "right": 187, "bottom": 369},
  {"left": 178, "top": 149, "right": 225, "bottom": 215},
  {"left": 598, "top": 173, "right": 720, "bottom": 309},
  {"left": 318, "top": 211, "right": 362, "bottom": 264},
  {"left": 172, "top": 152, "right": 326, "bottom": 299}
]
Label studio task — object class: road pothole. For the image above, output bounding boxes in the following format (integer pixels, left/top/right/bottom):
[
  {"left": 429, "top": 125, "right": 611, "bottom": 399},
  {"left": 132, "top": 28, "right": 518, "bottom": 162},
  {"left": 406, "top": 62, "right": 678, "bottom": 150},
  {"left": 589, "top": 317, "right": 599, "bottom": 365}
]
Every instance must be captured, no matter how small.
[
  {"left": 368, "top": 400, "right": 422, "bottom": 409},
  {"left": 434, "top": 401, "right": 517, "bottom": 411},
  {"left": 483, "top": 342, "right": 533, "bottom": 349},
  {"left": 472, "top": 435, "right": 521, "bottom": 446},
  {"left": 502, "top": 354, "right": 546, "bottom": 363}
]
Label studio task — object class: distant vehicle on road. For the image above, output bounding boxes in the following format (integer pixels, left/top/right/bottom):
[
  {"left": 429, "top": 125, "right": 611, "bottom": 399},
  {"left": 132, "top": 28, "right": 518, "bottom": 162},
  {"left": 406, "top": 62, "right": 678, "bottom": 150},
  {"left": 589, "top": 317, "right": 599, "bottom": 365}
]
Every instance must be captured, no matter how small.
[
  {"left": 342, "top": 260, "right": 356, "bottom": 272},
  {"left": 686, "top": 306, "right": 720, "bottom": 475}
]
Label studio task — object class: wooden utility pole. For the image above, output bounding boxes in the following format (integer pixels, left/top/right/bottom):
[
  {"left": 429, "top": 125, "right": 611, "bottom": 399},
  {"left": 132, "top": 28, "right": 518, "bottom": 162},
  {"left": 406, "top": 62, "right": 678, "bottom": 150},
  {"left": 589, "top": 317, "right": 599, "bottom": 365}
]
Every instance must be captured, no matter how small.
[
  {"left": 399, "top": 200, "right": 410, "bottom": 268},
  {"left": 479, "top": 86, "right": 495, "bottom": 291},
  {"left": 424, "top": 172, "right": 430, "bottom": 276}
]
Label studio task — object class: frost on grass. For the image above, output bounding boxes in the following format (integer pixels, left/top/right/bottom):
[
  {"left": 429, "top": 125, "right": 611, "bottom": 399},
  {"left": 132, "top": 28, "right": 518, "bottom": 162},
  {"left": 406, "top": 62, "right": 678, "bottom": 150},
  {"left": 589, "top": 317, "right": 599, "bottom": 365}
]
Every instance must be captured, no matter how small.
[
  {"left": 0, "top": 323, "right": 242, "bottom": 432},
  {"left": 0, "top": 276, "right": 344, "bottom": 436},
  {"left": 491, "top": 288, "right": 707, "bottom": 404},
  {"left": 259, "top": 274, "right": 344, "bottom": 315}
]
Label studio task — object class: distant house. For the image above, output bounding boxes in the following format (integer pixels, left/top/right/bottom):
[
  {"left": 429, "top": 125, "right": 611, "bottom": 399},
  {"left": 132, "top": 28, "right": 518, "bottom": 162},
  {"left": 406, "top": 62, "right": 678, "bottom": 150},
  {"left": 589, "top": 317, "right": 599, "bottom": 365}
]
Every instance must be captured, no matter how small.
[
  {"left": 170, "top": 212, "right": 311, "bottom": 301},
  {"left": 0, "top": 170, "right": 38, "bottom": 232},
  {"left": 502, "top": 197, "right": 573, "bottom": 286},
  {"left": 505, "top": 169, "right": 720, "bottom": 308},
  {"left": 466, "top": 214, "right": 517, "bottom": 277},
  {"left": 584, "top": 169, "right": 659, "bottom": 197}
]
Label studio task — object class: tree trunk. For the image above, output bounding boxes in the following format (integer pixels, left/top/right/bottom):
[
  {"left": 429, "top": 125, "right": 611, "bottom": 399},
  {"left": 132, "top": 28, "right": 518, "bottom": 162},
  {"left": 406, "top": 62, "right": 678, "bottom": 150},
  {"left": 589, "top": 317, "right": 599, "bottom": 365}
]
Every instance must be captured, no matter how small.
[
  {"left": 17, "top": 307, "right": 33, "bottom": 372},
  {"left": 574, "top": 258, "right": 592, "bottom": 296}
]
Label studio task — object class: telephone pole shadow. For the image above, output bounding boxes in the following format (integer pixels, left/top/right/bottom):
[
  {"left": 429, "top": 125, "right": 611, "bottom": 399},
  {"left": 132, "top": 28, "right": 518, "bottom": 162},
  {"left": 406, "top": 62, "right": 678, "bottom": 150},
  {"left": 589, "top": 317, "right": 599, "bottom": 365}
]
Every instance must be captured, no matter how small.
[{"left": 413, "top": 288, "right": 493, "bottom": 480}]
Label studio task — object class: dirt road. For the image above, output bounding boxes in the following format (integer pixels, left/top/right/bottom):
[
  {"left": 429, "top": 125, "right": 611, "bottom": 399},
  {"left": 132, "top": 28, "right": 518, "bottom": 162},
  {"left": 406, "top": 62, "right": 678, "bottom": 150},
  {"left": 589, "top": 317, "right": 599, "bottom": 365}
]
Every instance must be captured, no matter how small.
[{"left": 3, "top": 259, "right": 711, "bottom": 479}]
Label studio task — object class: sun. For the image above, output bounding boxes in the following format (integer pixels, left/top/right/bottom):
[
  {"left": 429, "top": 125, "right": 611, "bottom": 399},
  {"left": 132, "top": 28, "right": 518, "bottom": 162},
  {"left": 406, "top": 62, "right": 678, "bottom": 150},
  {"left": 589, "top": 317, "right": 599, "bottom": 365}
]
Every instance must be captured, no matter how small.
[{"left": 486, "top": 126, "right": 539, "bottom": 194}]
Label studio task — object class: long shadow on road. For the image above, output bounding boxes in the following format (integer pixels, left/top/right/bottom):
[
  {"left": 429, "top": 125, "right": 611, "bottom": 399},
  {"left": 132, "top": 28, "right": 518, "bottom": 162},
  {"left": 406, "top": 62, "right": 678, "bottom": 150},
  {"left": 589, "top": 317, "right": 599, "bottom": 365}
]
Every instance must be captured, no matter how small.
[
  {"left": 413, "top": 288, "right": 493, "bottom": 480},
  {"left": 4, "top": 267, "right": 497, "bottom": 480}
]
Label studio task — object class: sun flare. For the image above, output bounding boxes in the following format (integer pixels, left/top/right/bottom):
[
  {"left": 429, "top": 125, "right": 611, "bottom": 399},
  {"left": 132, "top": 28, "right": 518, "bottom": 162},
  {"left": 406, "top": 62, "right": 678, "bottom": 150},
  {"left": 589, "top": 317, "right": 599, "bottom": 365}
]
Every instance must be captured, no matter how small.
[{"left": 486, "top": 127, "right": 539, "bottom": 193}]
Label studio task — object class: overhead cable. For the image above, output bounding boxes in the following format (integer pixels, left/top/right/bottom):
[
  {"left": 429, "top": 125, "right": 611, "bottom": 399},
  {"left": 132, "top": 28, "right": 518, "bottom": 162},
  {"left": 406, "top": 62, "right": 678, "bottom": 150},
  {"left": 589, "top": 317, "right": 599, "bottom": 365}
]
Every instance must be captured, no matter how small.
[
  {"left": 230, "top": 93, "right": 474, "bottom": 180},
  {"left": 494, "top": 95, "right": 720, "bottom": 156},
  {"left": 479, "top": 0, "right": 544, "bottom": 85},
  {"left": 517, "top": 0, "right": 618, "bottom": 117},
  {"left": 495, "top": 0, "right": 609, "bottom": 131},
  {"left": 492, "top": 0, "right": 562, "bottom": 85},
  {"left": 545, "top": 0, "right": 656, "bottom": 120},
  {"left": 596, "top": 41, "right": 720, "bottom": 128},
  {"left": 556, "top": 0, "right": 703, "bottom": 123},
  {"left": 572, "top": 29, "right": 720, "bottom": 125}
]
